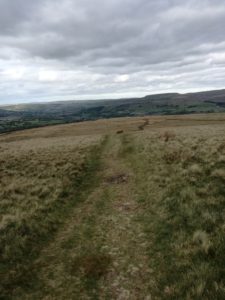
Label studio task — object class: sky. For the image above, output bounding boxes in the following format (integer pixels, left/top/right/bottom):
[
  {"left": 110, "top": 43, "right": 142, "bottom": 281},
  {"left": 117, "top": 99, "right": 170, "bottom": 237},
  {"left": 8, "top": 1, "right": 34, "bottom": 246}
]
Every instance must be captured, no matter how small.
[{"left": 0, "top": 0, "right": 225, "bottom": 104}]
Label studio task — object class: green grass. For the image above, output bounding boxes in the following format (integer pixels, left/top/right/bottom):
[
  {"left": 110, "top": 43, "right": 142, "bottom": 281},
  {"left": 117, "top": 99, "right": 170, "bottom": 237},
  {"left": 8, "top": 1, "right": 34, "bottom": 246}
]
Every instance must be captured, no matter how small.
[{"left": 67, "top": 189, "right": 113, "bottom": 299}]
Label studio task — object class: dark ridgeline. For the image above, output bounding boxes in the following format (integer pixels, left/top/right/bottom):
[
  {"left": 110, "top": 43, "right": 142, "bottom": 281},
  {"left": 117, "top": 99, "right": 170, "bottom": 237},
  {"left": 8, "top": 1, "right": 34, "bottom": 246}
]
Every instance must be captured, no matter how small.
[{"left": 1, "top": 89, "right": 225, "bottom": 133}]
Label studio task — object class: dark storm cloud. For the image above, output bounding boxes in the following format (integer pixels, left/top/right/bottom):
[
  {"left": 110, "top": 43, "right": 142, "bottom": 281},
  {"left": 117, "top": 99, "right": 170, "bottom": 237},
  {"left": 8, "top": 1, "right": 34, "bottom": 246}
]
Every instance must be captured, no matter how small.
[{"left": 0, "top": 0, "right": 225, "bottom": 104}]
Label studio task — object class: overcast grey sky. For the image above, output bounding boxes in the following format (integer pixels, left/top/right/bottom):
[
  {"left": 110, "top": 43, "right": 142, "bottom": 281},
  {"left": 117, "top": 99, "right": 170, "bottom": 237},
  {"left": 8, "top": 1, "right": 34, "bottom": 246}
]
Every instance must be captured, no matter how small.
[{"left": 0, "top": 0, "right": 225, "bottom": 104}]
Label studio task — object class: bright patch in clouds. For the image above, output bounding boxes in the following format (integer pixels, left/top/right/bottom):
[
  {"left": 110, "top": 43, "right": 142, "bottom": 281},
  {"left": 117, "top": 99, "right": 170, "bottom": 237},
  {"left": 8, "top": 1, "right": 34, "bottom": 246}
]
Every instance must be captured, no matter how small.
[
  {"left": 38, "top": 70, "right": 59, "bottom": 82},
  {"left": 114, "top": 74, "right": 130, "bottom": 83},
  {"left": 4, "top": 67, "right": 25, "bottom": 80}
]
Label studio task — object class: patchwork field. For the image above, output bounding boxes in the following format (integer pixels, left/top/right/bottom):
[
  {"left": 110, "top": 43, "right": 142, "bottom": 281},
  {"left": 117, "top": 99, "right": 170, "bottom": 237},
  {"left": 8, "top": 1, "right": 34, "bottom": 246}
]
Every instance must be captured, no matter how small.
[{"left": 1, "top": 113, "right": 225, "bottom": 299}]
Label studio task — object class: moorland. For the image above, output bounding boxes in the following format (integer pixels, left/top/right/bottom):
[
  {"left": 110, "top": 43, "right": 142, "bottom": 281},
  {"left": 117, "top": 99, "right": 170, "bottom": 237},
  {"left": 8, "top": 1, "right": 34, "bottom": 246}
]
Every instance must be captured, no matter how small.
[{"left": 1, "top": 113, "right": 225, "bottom": 299}]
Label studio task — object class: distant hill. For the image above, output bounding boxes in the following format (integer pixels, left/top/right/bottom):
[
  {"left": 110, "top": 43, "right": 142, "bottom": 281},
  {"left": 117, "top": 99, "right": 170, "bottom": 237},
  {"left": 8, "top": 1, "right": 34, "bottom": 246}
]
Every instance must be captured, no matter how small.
[{"left": 1, "top": 89, "right": 225, "bottom": 133}]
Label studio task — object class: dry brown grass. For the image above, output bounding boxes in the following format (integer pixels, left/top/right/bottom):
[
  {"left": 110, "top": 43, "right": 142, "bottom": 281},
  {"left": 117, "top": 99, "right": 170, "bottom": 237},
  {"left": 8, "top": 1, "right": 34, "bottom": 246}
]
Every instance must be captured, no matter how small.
[
  {"left": 0, "top": 124, "right": 104, "bottom": 298},
  {"left": 1, "top": 112, "right": 225, "bottom": 144},
  {"left": 124, "top": 119, "right": 225, "bottom": 299},
  {"left": 1, "top": 112, "right": 225, "bottom": 299},
  {"left": 0, "top": 139, "right": 99, "bottom": 226}
]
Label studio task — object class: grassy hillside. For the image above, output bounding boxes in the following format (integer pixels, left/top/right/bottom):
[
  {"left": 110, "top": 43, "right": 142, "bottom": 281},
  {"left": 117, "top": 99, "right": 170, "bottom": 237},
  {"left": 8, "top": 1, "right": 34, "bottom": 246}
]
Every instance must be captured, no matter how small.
[
  {"left": 1, "top": 89, "right": 225, "bottom": 133},
  {"left": 1, "top": 114, "right": 225, "bottom": 299}
]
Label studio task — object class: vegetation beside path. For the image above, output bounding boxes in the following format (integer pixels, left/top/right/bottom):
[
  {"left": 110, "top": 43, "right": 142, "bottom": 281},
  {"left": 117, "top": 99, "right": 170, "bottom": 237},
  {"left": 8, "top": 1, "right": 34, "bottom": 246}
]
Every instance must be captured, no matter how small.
[
  {"left": 121, "top": 129, "right": 225, "bottom": 299},
  {"left": 1, "top": 119, "right": 225, "bottom": 299},
  {"left": 0, "top": 137, "right": 107, "bottom": 299}
]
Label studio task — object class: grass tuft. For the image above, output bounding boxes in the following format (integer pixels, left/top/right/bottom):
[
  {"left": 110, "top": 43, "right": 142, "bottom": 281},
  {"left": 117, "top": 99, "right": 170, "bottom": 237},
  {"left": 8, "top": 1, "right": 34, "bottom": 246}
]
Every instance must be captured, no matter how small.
[{"left": 0, "top": 136, "right": 107, "bottom": 298}]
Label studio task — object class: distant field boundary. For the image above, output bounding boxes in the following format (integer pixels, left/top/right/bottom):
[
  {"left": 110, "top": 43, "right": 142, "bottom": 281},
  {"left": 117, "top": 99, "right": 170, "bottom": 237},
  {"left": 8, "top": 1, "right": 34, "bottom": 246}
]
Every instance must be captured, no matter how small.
[{"left": 1, "top": 111, "right": 225, "bottom": 137}]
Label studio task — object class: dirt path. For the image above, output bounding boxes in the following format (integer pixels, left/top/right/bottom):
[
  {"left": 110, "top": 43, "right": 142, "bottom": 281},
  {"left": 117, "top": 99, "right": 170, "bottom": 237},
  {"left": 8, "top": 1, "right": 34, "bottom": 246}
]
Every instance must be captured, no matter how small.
[
  {"left": 97, "top": 136, "right": 153, "bottom": 299},
  {"left": 22, "top": 135, "right": 153, "bottom": 300}
]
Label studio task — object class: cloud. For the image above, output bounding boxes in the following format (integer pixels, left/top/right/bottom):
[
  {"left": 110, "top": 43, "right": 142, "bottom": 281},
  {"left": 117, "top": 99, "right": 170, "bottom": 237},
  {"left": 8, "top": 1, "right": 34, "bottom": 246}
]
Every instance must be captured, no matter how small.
[
  {"left": 114, "top": 74, "right": 130, "bottom": 83},
  {"left": 3, "top": 67, "right": 25, "bottom": 80},
  {"left": 38, "top": 70, "right": 59, "bottom": 82},
  {"left": 0, "top": 0, "right": 225, "bottom": 104}
]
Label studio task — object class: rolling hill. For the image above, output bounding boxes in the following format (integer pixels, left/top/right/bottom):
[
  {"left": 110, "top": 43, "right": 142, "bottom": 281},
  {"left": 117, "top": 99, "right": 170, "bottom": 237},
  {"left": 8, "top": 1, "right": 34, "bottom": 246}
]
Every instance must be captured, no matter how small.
[{"left": 1, "top": 89, "right": 225, "bottom": 133}]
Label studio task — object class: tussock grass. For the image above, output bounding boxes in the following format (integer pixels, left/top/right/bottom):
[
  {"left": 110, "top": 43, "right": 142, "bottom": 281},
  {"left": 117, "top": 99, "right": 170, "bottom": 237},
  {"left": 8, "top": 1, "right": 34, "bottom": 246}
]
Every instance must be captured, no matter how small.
[
  {"left": 161, "top": 130, "right": 176, "bottom": 142},
  {"left": 0, "top": 133, "right": 106, "bottom": 298},
  {"left": 119, "top": 134, "right": 135, "bottom": 158},
  {"left": 1, "top": 114, "right": 225, "bottom": 299},
  {"left": 123, "top": 125, "right": 225, "bottom": 299},
  {"left": 70, "top": 253, "right": 112, "bottom": 279}
]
